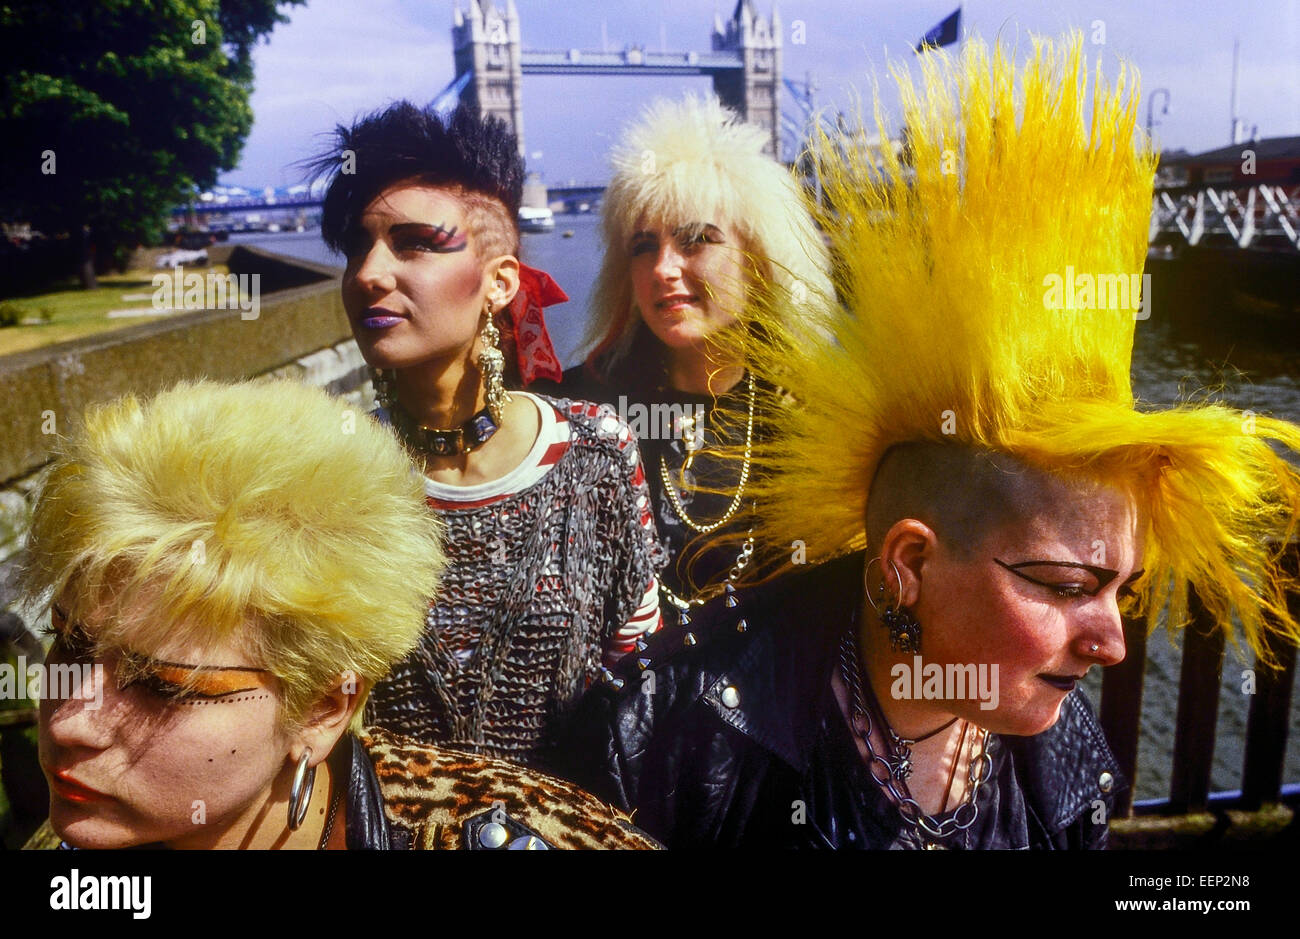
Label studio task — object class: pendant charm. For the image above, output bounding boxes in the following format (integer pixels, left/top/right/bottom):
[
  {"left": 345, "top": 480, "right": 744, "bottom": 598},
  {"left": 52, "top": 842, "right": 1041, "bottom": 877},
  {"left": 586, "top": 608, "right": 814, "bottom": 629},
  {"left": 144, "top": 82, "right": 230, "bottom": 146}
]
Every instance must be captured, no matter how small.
[
  {"left": 477, "top": 313, "right": 511, "bottom": 426},
  {"left": 887, "top": 748, "right": 913, "bottom": 781},
  {"left": 881, "top": 606, "right": 922, "bottom": 654},
  {"left": 885, "top": 729, "right": 914, "bottom": 780},
  {"left": 676, "top": 467, "right": 697, "bottom": 501},
  {"left": 678, "top": 412, "right": 704, "bottom": 478}
]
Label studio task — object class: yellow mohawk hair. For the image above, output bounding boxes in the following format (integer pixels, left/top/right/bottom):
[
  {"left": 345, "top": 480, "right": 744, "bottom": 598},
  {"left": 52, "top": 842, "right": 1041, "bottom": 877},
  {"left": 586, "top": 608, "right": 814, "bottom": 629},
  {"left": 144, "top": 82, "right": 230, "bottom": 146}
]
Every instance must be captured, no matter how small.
[{"left": 732, "top": 34, "right": 1300, "bottom": 659}]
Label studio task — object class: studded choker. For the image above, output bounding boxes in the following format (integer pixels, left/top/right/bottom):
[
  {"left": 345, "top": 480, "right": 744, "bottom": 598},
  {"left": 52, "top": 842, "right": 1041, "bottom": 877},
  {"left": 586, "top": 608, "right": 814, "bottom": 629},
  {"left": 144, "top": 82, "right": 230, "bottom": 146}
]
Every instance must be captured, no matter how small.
[{"left": 391, "top": 404, "right": 502, "bottom": 456}]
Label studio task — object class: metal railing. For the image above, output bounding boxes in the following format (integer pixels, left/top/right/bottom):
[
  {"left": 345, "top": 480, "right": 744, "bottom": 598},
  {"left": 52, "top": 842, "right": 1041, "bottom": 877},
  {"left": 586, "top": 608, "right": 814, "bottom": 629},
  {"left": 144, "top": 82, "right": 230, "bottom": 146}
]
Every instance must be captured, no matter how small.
[
  {"left": 1150, "top": 183, "right": 1300, "bottom": 251},
  {"left": 1100, "top": 542, "right": 1299, "bottom": 816}
]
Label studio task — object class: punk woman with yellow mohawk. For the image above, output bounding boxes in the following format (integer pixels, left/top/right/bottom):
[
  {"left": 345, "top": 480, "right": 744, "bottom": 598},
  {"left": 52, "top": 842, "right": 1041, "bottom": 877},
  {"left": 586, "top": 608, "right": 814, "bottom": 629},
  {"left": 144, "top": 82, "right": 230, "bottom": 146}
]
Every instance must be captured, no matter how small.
[{"left": 561, "top": 33, "right": 1300, "bottom": 850}]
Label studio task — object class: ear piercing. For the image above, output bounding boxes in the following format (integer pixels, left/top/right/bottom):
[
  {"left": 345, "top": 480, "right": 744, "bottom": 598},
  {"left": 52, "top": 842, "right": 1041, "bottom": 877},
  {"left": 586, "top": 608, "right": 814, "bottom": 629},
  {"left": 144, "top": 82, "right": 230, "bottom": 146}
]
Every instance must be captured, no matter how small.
[{"left": 865, "top": 556, "right": 922, "bottom": 654}]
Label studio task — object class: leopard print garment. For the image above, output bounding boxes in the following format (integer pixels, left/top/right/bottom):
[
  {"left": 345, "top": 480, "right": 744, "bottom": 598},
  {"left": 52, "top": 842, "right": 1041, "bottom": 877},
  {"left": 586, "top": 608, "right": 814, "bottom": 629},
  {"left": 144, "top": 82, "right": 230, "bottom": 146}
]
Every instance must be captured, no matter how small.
[
  {"left": 359, "top": 726, "right": 659, "bottom": 850},
  {"left": 22, "top": 727, "right": 658, "bottom": 851}
]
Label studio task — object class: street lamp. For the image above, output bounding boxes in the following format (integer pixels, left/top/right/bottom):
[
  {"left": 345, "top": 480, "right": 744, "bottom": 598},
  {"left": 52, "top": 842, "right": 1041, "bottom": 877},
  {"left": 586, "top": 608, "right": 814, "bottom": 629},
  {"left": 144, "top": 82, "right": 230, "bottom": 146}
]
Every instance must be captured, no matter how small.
[{"left": 1146, "top": 88, "right": 1171, "bottom": 139}]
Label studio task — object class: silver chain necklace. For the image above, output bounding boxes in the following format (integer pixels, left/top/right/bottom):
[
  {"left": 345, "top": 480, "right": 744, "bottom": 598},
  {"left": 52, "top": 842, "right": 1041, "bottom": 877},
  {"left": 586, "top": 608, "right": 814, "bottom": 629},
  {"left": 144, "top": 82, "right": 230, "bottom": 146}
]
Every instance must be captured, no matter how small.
[{"left": 837, "top": 630, "right": 993, "bottom": 844}]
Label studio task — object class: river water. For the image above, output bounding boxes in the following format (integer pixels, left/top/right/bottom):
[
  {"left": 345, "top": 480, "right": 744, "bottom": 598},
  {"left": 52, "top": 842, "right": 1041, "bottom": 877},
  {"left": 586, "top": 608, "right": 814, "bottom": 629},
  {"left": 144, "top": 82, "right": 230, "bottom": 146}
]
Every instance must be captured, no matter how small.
[{"left": 234, "top": 217, "right": 1300, "bottom": 802}]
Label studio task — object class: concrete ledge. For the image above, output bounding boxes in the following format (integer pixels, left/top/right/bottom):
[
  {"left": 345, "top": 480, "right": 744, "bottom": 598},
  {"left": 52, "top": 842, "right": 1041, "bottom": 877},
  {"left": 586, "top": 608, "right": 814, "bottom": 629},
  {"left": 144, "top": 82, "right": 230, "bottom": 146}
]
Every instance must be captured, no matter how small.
[
  {"left": 0, "top": 334, "right": 376, "bottom": 614},
  {"left": 215, "top": 242, "right": 344, "bottom": 288},
  {"left": 266, "top": 341, "right": 371, "bottom": 400},
  {"left": 0, "top": 246, "right": 372, "bottom": 617},
  {"left": 0, "top": 248, "right": 348, "bottom": 486},
  {"left": 1109, "top": 805, "right": 1297, "bottom": 848}
]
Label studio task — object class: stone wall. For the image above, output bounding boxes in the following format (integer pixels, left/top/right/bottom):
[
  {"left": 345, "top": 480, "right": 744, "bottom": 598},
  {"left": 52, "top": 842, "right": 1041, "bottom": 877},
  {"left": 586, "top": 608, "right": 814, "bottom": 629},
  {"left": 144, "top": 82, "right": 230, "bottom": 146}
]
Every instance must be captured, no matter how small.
[{"left": 0, "top": 246, "right": 374, "bottom": 626}]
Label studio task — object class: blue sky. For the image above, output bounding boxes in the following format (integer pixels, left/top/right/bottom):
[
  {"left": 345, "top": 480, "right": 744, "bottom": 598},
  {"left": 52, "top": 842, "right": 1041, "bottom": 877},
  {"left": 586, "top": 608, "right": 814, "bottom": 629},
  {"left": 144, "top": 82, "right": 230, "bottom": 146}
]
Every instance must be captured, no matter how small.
[{"left": 223, "top": 0, "right": 1300, "bottom": 188}]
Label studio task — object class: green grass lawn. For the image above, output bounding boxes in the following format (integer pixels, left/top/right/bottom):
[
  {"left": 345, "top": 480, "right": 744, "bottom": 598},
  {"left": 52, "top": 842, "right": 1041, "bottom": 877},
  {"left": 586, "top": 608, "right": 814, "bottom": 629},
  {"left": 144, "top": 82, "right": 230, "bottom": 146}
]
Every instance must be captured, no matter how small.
[{"left": 0, "top": 266, "right": 237, "bottom": 357}]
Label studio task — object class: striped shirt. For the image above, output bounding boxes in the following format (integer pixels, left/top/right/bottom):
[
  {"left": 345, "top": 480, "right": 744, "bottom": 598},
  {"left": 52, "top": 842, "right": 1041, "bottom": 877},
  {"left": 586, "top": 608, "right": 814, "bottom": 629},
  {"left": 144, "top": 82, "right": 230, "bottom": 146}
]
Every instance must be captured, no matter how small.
[{"left": 366, "top": 393, "right": 666, "bottom": 764}]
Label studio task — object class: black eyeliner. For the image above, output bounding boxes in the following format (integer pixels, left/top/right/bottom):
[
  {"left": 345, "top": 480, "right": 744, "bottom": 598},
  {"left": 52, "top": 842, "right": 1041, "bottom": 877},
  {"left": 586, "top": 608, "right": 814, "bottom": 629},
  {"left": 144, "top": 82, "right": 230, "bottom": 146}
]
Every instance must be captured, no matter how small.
[{"left": 993, "top": 557, "right": 1122, "bottom": 596}]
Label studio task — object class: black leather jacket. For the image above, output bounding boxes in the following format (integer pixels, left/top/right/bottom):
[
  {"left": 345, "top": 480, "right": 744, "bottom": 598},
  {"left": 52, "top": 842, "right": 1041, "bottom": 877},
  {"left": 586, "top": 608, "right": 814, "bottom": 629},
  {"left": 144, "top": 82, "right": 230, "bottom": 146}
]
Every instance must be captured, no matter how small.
[
  {"left": 342, "top": 734, "right": 397, "bottom": 849},
  {"left": 557, "top": 551, "right": 1127, "bottom": 849}
]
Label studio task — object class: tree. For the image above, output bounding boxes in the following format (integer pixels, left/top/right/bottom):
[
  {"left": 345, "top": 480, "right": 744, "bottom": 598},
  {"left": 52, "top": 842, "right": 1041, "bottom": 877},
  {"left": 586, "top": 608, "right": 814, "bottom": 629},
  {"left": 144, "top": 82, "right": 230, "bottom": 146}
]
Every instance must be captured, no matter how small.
[{"left": 0, "top": 0, "right": 303, "bottom": 289}]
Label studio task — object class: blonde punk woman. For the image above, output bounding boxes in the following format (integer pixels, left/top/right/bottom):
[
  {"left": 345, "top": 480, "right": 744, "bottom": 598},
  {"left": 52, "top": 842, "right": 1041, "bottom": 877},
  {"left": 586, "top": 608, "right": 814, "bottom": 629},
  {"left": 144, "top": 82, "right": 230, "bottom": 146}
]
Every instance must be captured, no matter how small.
[
  {"left": 537, "top": 94, "right": 833, "bottom": 613},
  {"left": 563, "top": 35, "right": 1300, "bottom": 849},
  {"left": 19, "top": 380, "right": 656, "bottom": 850}
]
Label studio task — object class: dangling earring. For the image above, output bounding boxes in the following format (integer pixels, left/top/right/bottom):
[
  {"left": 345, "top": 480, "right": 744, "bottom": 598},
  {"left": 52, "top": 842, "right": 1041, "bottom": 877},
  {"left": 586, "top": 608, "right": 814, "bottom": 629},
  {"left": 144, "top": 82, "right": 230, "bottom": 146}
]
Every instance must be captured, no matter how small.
[
  {"left": 287, "top": 748, "right": 315, "bottom": 831},
  {"left": 370, "top": 367, "right": 397, "bottom": 413},
  {"left": 864, "top": 556, "right": 922, "bottom": 654},
  {"left": 478, "top": 299, "right": 511, "bottom": 426}
]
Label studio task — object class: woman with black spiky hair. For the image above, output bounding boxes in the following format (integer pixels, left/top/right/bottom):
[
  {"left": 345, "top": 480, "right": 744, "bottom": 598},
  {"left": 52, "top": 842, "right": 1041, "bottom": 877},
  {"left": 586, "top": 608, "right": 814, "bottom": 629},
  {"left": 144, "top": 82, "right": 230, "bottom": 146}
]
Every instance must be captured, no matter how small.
[{"left": 307, "top": 102, "right": 665, "bottom": 768}]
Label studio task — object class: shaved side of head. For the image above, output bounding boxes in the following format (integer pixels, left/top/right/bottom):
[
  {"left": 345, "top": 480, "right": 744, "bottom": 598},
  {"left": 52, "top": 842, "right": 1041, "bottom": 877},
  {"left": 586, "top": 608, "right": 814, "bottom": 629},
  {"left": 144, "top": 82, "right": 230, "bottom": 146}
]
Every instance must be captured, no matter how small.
[{"left": 865, "top": 442, "right": 1100, "bottom": 557}]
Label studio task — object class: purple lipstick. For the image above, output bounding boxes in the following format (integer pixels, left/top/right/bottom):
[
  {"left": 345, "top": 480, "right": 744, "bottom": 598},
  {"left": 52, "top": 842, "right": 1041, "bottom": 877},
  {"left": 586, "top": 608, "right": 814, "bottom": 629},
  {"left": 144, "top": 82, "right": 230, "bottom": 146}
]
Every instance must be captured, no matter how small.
[
  {"left": 361, "top": 307, "right": 404, "bottom": 329},
  {"left": 1039, "top": 672, "right": 1085, "bottom": 692}
]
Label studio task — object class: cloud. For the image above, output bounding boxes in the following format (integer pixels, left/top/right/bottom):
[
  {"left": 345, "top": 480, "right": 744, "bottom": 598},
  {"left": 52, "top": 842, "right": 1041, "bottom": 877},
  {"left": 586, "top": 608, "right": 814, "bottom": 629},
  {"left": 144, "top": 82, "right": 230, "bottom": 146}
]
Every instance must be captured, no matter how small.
[
  {"left": 228, "top": 0, "right": 454, "bottom": 184},
  {"left": 222, "top": 0, "right": 1300, "bottom": 187}
]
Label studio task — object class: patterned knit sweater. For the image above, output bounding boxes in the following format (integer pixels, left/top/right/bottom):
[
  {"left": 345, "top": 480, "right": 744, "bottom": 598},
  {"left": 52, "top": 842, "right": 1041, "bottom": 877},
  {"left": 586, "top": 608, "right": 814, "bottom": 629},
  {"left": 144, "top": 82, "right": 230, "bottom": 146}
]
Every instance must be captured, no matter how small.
[{"left": 365, "top": 396, "right": 666, "bottom": 766}]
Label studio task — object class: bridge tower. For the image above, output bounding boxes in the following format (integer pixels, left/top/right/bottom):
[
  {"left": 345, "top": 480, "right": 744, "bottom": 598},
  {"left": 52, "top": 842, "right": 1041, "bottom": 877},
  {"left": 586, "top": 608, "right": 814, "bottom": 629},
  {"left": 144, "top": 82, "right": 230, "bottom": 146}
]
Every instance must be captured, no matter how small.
[
  {"left": 712, "top": 1, "right": 783, "bottom": 158},
  {"left": 451, "top": 1, "right": 786, "bottom": 162},
  {"left": 452, "top": 0, "right": 525, "bottom": 154}
]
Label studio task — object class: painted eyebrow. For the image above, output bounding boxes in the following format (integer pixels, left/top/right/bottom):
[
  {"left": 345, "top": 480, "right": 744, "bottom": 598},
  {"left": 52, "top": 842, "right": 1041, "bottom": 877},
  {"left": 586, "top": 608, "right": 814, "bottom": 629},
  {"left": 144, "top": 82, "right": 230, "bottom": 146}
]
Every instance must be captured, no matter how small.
[
  {"left": 388, "top": 221, "right": 454, "bottom": 236},
  {"left": 994, "top": 558, "right": 1121, "bottom": 591},
  {"left": 51, "top": 605, "right": 270, "bottom": 675},
  {"left": 140, "top": 657, "right": 271, "bottom": 675},
  {"left": 995, "top": 559, "right": 1146, "bottom": 594},
  {"left": 389, "top": 221, "right": 467, "bottom": 246}
]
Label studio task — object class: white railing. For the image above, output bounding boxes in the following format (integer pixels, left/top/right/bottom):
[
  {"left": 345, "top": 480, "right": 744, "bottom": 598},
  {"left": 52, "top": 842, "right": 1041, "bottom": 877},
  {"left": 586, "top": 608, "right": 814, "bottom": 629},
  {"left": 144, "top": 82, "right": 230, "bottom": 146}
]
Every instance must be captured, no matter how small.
[{"left": 1151, "top": 184, "right": 1300, "bottom": 250}]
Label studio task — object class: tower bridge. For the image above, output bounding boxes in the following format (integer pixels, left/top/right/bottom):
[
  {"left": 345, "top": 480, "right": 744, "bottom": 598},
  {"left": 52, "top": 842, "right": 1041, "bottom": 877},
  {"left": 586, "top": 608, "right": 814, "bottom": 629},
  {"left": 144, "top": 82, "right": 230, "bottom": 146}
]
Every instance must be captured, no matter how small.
[{"left": 451, "top": 0, "right": 783, "bottom": 159}]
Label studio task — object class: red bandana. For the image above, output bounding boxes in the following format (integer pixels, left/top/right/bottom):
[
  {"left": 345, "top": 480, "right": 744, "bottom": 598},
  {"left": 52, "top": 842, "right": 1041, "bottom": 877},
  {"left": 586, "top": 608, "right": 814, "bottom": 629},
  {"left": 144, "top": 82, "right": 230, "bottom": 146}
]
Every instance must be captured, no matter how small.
[{"left": 505, "top": 263, "right": 567, "bottom": 384}]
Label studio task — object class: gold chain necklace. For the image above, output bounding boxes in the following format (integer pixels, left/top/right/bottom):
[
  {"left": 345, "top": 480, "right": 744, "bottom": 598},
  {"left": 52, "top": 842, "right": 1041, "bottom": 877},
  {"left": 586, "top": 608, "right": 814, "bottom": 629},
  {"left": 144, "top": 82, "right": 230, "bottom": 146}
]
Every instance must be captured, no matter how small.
[
  {"left": 657, "top": 372, "right": 755, "bottom": 535},
  {"left": 659, "top": 528, "right": 755, "bottom": 610}
]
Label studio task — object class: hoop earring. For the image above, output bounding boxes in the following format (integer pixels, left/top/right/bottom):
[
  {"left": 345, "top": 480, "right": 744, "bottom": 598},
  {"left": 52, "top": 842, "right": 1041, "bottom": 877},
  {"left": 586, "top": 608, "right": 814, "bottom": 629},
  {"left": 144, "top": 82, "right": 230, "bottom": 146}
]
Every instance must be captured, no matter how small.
[
  {"left": 864, "top": 556, "right": 922, "bottom": 654},
  {"left": 478, "top": 300, "right": 511, "bottom": 425},
  {"left": 287, "top": 748, "right": 315, "bottom": 831}
]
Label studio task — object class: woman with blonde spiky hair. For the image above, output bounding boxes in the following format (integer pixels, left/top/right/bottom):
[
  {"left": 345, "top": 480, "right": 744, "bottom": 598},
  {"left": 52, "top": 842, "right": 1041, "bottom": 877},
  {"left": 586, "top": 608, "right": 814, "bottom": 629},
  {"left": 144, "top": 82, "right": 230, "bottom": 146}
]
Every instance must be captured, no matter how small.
[
  {"left": 562, "top": 34, "right": 1300, "bottom": 850},
  {"left": 18, "top": 380, "right": 656, "bottom": 850},
  {"left": 541, "top": 93, "right": 833, "bottom": 611}
]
